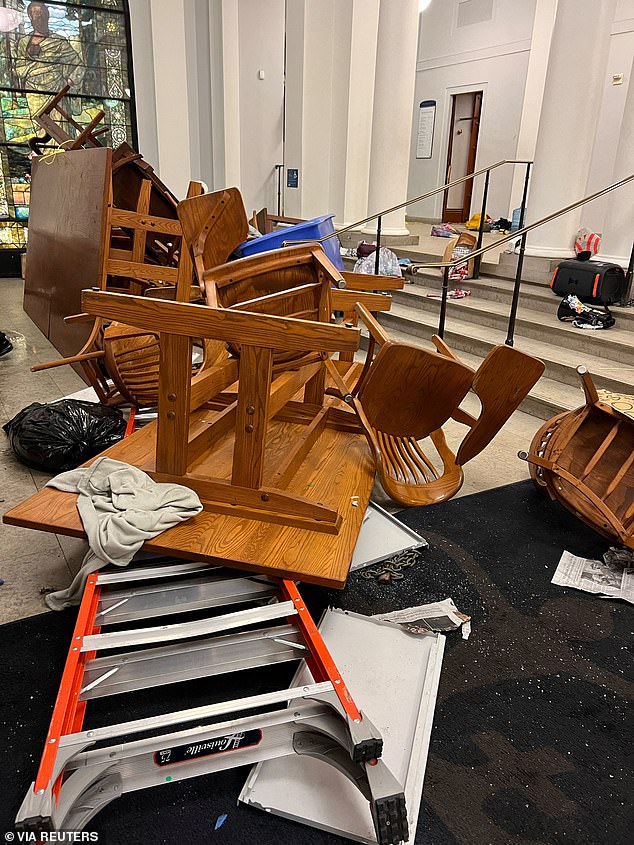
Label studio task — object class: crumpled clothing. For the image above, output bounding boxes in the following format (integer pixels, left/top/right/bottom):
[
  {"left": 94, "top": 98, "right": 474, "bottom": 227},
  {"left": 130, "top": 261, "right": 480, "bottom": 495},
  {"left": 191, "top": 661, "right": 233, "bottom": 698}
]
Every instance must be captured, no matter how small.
[{"left": 45, "top": 457, "right": 203, "bottom": 609}]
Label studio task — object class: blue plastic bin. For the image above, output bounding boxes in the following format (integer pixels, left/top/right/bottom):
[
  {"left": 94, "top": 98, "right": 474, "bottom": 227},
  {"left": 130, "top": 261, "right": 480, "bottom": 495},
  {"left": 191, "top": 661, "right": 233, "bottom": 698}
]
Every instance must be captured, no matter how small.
[
  {"left": 237, "top": 214, "right": 344, "bottom": 270},
  {"left": 511, "top": 207, "right": 522, "bottom": 231}
]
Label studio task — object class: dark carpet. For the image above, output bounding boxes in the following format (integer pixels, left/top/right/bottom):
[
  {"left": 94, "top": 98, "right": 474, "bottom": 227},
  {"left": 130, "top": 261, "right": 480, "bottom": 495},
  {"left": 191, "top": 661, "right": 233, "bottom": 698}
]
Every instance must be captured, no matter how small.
[{"left": 1, "top": 480, "right": 632, "bottom": 845}]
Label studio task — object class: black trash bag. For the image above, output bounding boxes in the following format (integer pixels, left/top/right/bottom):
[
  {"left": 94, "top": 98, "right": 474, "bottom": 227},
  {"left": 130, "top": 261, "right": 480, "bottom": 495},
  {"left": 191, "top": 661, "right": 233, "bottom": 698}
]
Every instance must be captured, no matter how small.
[{"left": 3, "top": 399, "right": 126, "bottom": 472}]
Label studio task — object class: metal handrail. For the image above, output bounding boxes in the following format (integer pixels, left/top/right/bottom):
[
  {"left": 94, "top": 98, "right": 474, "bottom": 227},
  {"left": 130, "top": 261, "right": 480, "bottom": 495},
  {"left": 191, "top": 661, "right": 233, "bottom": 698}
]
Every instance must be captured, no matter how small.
[
  {"left": 282, "top": 158, "right": 533, "bottom": 250},
  {"left": 413, "top": 171, "right": 634, "bottom": 343}
]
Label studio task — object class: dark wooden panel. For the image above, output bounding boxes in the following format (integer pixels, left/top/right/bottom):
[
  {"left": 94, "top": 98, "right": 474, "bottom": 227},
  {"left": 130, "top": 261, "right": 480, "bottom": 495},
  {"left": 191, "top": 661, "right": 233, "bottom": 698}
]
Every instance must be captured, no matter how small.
[{"left": 24, "top": 147, "right": 112, "bottom": 359}]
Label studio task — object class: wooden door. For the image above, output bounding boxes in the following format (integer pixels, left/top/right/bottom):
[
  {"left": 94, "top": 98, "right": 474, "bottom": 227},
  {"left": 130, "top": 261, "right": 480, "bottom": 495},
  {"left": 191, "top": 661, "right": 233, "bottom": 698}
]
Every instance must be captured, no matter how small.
[{"left": 442, "top": 91, "right": 483, "bottom": 223}]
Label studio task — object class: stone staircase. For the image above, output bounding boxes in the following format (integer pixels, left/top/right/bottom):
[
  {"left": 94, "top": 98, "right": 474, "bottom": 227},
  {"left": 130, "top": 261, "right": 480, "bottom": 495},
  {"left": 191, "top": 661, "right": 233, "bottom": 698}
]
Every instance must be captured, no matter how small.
[{"left": 345, "top": 251, "right": 634, "bottom": 420}]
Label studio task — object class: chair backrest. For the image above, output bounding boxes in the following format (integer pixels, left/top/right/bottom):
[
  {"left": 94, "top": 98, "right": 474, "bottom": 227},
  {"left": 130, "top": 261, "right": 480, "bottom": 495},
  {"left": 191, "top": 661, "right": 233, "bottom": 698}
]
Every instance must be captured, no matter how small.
[
  {"left": 104, "top": 177, "right": 182, "bottom": 296},
  {"left": 32, "top": 85, "right": 107, "bottom": 152},
  {"left": 177, "top": 188, "right": 250, "bottom": 297},
  {"left": 456, "top": 345, "right": 545, "bottom": 466},
  {"left": 201, "top": 244, "right": 337, "bottom": 366},
  {"left": 358, "top": 342, "right": 475, "bottom": 440}
]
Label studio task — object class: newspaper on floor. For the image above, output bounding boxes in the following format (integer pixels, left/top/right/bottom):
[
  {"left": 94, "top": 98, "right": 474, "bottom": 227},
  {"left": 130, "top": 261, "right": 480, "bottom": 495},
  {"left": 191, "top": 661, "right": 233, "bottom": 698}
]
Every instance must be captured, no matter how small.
[
  {"left": 373, "top": 597, "right": 471, "bottom": 639},
  {"left": 553, "top": 550, "right": 634, "bottom": 604}
]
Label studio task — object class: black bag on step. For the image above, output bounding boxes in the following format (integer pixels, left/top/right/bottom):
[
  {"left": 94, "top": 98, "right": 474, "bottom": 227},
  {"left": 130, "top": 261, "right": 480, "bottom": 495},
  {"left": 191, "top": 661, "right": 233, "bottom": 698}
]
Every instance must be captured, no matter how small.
[{"left": 550, "top": 257, "right": 625, "bottom": 305}]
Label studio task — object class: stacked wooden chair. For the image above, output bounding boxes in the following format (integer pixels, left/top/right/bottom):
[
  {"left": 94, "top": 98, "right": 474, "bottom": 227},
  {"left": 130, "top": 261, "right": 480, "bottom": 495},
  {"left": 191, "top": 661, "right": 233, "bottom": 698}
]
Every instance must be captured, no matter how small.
[{"left": 30, "top": 180, "right": 204, "bottom": 405}]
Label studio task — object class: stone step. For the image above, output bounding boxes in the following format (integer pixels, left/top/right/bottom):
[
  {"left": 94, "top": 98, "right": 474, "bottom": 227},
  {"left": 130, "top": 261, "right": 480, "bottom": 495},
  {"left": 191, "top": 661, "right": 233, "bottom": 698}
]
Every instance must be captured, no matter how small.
[
  {"left": 403, "top": 273, "right": 634, "bottom": 325},
  {"left": 342, "top": 253, "right": 500, "bottom": 277},
  {"left": 377, "top": 302, "right": 634, "bottom": 395},
  {"left": 385, "top": 285, "right": 634, "bottom": 365},
  {"left": 493, "top": 250, "right": 560, "bottom": 285}
]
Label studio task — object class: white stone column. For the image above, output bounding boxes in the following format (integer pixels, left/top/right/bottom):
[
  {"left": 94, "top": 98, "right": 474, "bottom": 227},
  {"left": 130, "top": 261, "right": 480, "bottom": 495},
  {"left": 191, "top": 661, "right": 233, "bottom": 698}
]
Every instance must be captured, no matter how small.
[
  {"left": 127, "top": 0, "right": 159, "bottom": 168},
  {"left": 283, "top": 0, "right": 379, "bottom": 224},
  {"left": 209, "top": 0, "right": 242, "bottom": 190},
  {"left": 331, "top": 0, "right": 380, "bottom": 227},
  {"left": 598, "top": 54, "right": 634, "bottom": 265},
  {"left": 525, "top": 0, "right": 617, "bottom": 257},
  {"left": 508, "top": 0, "right": 558, "bottom": 217},
  {"left": 147, "top": 0, "right": 192, "bottom": 198},
  {"left": 362, "top": 0, "right": 419, "bottom": 236}
]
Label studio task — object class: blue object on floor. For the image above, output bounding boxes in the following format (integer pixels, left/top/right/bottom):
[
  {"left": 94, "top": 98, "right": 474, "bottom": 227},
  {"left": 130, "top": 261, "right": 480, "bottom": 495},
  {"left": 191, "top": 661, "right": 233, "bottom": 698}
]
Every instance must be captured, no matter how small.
[
  {"left": 237, "top": 214, "right": 344, "bottom": 271},
  {"left": 214, "top": 814, "right": 228, "bottom": 830}
]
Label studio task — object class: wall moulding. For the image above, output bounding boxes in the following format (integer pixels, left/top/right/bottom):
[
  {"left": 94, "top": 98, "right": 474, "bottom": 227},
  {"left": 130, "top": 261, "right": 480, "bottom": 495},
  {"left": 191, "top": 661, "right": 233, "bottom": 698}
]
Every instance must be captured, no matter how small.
[{"left": 416, "top": 38, "right": 531, "bottom": 72}]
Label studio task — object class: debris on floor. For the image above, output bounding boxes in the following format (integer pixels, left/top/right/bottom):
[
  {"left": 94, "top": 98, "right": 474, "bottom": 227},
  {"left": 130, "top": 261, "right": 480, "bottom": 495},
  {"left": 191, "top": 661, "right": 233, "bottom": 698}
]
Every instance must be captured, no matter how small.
[
  {"left": 426, "top": 288, "right": 471, "bottom": 299},
  {"left": 214, "top": 814, "right": 228, "bottom": 831},
  {"left": 430, "top": 223, "right": 459, "bottom": 238},
  {"left": 373, "top": 596, "right": 472, "bottom": 638},
  {"left": 552, "top": 550, "right": 634, "bottom": 604},
  {"left": 603, "top": 546, "right": 634, "bottom": 567},
  {"left": 359, "top": 548, "right": 420, "bottom": 582}
]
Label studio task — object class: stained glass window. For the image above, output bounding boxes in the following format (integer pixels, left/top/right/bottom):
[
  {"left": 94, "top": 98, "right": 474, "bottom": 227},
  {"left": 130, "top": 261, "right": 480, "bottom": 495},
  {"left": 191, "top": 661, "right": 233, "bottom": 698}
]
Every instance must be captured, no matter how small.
[{"left": 0, "top": 0, "right": 136, "bottom": 249}]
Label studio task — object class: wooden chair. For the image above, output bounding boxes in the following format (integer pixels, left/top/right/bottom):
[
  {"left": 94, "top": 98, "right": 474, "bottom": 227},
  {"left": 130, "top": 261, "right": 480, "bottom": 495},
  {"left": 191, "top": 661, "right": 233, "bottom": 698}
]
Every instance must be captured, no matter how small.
[
  {"left": 522, "top": 367, "right": 634, "bottom": 548},
  {"left": 177, "top": 182, "right": 397, "bottom": 383},
  {"left": 180, "top": 187, "right": 405, "bottom": 309},
  {"left": 199, "top": 245, "right": 392, "bottom": 410},
  {"left": 177, "top": 187, "right": 250, "bottom": 290},
  {"left": 30, "top": 182, "right": 204, "bottom": 405},
  {"left": 343, "top": 305, "right": 545, "bottom": 506},
  {"left": 29, "top": 85, "right": 108, "bottom": 155},
  {"left": 252, "top": 208, "right": 305, "bottom": 235}
]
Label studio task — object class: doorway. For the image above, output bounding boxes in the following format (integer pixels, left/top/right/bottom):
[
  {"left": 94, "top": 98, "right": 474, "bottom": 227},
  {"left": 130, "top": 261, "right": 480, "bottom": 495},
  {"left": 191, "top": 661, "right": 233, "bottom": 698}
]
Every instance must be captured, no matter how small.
[{"left": 442, "top": 91, "right": 483, "bottom": 223}]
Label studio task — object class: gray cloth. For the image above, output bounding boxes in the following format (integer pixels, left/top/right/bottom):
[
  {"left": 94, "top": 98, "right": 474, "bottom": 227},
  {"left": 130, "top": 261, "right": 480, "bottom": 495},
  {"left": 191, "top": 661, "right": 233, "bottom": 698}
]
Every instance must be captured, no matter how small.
[{"left": 45, "top": 457, "right": 203, "bottom": 610}]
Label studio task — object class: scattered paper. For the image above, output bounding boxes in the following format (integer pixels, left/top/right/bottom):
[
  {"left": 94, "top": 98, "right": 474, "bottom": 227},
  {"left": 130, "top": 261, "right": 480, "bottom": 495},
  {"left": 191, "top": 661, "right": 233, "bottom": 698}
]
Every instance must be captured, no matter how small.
[
  {"left": 553, "top": 550, "right": 634, "bottom": 604},
  {"left": 373, "top": 597, "right": 471, "bottom": 637}
]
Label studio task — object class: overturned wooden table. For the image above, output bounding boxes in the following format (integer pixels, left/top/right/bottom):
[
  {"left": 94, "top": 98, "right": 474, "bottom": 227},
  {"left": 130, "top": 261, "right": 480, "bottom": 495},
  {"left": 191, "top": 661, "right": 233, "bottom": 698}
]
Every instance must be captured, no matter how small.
[{"left": 4, "top": 288, "right": 378, "bottom": 588}]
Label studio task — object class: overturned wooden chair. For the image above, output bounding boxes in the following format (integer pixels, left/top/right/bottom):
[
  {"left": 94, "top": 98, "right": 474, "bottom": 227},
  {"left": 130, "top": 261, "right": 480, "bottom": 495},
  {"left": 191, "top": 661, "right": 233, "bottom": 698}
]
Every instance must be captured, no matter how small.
[
  {"left": 30, "top": 181, "right": 205, "bottom": 405},
  {"left": 333, "top": 305, "right": 546, "bottom": 506},
  {"left": 521, "top": 367, "right": 634, "bottom": 549},
  {"left": 177, "top": 187, "right": 405, "bottom": 304},
  {"left": 29, "top": 85, "right": 108, "bottom": 154}
]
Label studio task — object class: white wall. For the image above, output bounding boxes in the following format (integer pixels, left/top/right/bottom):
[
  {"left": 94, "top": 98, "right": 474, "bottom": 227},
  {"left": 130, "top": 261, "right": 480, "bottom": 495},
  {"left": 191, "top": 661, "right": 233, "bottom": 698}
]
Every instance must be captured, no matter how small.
[
  {"left": 128, "top": 0, "right": 284, "bottom": 209},
  {"left": 581, "top": 2, "right": 634, "bottom": 235},
  {"left": 408, "top": 0, "right": 536, "bottom": 222}
]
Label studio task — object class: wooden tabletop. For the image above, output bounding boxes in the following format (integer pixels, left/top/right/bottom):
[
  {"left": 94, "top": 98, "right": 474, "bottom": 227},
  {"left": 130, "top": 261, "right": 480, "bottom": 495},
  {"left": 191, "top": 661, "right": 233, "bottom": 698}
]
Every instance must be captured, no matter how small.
[{"left": 3, "top": 414, "right": 375, "bottom": 588}]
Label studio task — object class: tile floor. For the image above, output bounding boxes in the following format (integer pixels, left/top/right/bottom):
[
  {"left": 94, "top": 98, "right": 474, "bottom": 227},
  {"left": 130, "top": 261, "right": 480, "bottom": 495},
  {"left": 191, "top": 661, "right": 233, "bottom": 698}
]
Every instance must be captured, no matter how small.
[{"left": 0, "top": 276, "right": 543, "bottom": 625}]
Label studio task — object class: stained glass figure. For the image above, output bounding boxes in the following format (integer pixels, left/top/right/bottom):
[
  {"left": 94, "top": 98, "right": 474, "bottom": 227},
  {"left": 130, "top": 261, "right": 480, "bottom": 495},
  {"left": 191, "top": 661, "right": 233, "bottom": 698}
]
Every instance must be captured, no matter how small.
[{"left": 0, "top": 0, "right": 136, "bottom": 250}]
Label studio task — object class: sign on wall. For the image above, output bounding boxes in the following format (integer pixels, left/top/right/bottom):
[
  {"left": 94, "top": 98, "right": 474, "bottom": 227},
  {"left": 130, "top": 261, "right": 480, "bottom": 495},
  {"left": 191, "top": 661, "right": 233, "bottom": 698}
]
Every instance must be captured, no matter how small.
[{"left": 416, "top": 100, "right": 436, "bottom": 160}]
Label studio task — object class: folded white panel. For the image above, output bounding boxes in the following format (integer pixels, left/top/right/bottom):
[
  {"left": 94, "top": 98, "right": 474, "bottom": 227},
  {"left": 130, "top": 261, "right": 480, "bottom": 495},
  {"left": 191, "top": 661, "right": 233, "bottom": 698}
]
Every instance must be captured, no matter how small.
[
  {"left": 350, "top": 502, "right": 427, "bottom": 571},
  {"left": 240, "top": 608, "right": 444, "bottom": 844}
]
